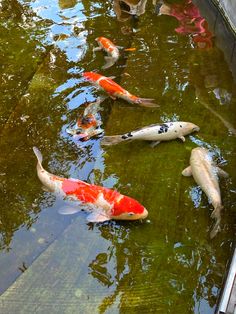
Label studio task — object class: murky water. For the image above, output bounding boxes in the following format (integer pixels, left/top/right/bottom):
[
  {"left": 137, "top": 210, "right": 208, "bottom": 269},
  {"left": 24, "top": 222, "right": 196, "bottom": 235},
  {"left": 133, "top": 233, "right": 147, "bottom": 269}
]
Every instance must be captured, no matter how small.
[{"left": 0, "top": 0, "right": 235, "bottom": 313}]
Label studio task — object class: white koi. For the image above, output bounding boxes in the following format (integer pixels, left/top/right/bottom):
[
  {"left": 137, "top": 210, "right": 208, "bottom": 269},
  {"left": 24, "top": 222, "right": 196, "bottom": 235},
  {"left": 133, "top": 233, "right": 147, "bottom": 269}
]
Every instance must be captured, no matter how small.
[{"left": 182, "top": 147, "right": 229, "bottom": 238}]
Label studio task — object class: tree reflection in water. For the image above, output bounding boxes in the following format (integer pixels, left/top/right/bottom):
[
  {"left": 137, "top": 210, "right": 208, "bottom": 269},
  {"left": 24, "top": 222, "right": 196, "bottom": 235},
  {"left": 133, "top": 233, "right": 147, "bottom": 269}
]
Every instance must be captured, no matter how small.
[{"left": 87, "top": 220, "right": 229, "bottom": 313}]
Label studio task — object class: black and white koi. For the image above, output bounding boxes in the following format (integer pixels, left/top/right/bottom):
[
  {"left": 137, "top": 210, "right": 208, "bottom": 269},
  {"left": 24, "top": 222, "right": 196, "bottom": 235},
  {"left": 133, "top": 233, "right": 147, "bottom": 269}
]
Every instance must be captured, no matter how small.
[{"left": 101, "top": 121, "right": 200, "bottom": 146}]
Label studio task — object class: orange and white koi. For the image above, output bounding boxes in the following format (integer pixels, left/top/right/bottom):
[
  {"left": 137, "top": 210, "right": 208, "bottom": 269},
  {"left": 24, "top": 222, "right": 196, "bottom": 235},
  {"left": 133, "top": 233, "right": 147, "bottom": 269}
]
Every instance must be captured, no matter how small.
[
  {"left": 94, "top": 37, "right": 120, "bottom": 69},
  {"left": 33, "top": 147, "right": 148, "bottom": 222},
  {"left": 83, "top": 72, "right": 158, "bottom": 108},
  {"left": 66, "top": 99, "right": 103, "bottom": 141}
]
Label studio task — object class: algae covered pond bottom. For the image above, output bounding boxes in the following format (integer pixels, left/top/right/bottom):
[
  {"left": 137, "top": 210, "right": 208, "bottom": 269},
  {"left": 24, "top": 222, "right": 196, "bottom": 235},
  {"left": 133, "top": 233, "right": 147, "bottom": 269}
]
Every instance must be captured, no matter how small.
[{"left": 0, "top": 0, "right": 236, "bottom": 313}]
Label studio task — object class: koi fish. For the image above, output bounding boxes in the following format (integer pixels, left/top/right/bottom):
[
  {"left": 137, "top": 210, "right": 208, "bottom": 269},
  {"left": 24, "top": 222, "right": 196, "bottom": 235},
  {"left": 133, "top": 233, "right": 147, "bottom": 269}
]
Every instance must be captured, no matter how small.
[
  {"left": 94, "top": 37, "right": 120, "bottom": 69},
  {"left": 33, "top": 147, "right": 148, "bottom": 222},
  {"left": 83, "top": 72, "right": 158, "bottom": 108},
  {"left": 66, "top": 98, "right": 103, "bottom": 141},
  {"left": 114, "top": 0, "right": 148, "bottom": 22},
  {"left": 182, "top": 147, "right": 229, "bottom": 238},
  {"left": 101, "top": 122, "right": 200, "bottom": 147}
]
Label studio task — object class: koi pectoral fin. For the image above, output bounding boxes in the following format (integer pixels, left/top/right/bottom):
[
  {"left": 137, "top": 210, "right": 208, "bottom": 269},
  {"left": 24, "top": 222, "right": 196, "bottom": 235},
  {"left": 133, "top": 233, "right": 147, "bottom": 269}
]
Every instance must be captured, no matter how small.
[
  {"left": 178, "top": 135, "right": 185, "bottom": 142},
  {"left": 182, "top": 166, "right": 192, "bottom": 177},
  {"left": 58, "top": 199, "right": 85, "bottom": 215},
  {"left": 150, "top": 141, "right": 160, "bottom": 148},
  {"left": 58, "top": 206, "right": 81, "bottom": 215},
  {"left": 86, "top": 211, "right": 110, "bottom": 222}
]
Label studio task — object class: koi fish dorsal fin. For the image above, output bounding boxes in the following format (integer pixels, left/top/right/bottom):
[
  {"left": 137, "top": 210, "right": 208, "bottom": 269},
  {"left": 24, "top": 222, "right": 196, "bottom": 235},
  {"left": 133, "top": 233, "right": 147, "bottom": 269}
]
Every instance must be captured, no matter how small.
[{"left": 33, "top": 146, "right": 43, "bottom": 170}]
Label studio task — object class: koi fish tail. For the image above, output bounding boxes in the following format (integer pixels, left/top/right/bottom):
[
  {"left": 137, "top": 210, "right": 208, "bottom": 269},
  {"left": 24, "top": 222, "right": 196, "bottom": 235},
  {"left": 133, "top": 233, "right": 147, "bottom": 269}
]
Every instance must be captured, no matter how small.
[
  {"left": 33, "top": 147, "right": 60, "bottom": 193},
  {"left": 101, "top": 135, "right": 127, "bottom": 146},
  {"left": 210, "top": 205, "right": 222, "bottom": 239},
  {"left": 85, "top": 103, "right": 100, "bottom": 116},
  {"left": 134, "top": 98, "right": 159, "bottom": 108},
  {"left": 102, "top": 57, "right": 116, "bottom": 69},
  {"left": 210, "top": 217, "right": 221, "bottom": 239},
  {"left": 84, "top": 96, "right": 107, "bottom": 116},
  {"left": 33, "top": 146, "right": 43, "bottom": 171}
]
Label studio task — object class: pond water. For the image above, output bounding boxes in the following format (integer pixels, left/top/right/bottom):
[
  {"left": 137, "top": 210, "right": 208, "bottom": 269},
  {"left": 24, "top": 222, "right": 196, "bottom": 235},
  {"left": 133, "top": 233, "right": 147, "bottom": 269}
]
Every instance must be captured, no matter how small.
[{"left": 0, "top": 0, "right": 235, "bottom": 313}]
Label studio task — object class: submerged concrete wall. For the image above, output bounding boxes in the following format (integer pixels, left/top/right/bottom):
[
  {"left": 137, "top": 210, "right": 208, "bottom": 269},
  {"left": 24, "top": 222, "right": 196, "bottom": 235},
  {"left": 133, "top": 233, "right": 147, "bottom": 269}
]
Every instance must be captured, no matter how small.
[
  {"left": 194, "top": 0, "right": 236, "bottom": 81},
  {"left": 215, "top": 0, "right": 236, "bottom": 35}
]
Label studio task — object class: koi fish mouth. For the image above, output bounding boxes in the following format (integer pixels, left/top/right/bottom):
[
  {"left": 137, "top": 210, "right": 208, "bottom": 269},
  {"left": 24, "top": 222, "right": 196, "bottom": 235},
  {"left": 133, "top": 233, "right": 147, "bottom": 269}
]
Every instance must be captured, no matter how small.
[
  {"left": 192, "top": 126, "right": 200, "bottom": 132},
  {"left": 141, "top": 208, "right": 148, "bottom": 219}
]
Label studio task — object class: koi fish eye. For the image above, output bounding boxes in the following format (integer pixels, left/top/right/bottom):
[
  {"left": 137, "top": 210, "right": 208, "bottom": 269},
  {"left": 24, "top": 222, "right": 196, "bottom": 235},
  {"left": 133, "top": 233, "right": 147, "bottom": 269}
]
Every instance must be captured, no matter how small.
[{"left": 127, "top": 212, "right": 135, "bottom": 216}]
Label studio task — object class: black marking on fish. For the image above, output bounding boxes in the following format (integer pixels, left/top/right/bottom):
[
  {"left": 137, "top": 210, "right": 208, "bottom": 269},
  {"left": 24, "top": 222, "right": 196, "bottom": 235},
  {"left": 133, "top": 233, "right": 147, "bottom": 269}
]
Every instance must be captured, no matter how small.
[
  {"left": 120, "top": 1, "right": 131, "bottom": 12},
  {"left": 121, "top": 132, "right": 133, "bottom": 140},
  {"left": 158, "top": 123, "right": 169, "bottom": 134},
  {"left": 180, "top": 125, "right": 182, "bottom": 128}
]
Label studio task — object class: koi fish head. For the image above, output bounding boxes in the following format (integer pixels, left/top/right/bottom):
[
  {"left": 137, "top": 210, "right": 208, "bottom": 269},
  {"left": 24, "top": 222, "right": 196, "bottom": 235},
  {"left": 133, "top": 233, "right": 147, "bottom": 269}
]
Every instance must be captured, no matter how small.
[
  {"left": 112, "top": 195, "right": 148, "bottom": 220},
  {"left": 95, "top": 37, "right": 104, "bottom": 43},
  {"left": 83, "top": 71, "right": 101, "bottom": 82},
  {"left": 181, "top": 122, "right": 200, "bottom": 135},
  {"left": 77, "top": 114, "right": 97, "bottom": 129},
  {"left": 190, "top": 147, "right": 209, "bottom": 160}
]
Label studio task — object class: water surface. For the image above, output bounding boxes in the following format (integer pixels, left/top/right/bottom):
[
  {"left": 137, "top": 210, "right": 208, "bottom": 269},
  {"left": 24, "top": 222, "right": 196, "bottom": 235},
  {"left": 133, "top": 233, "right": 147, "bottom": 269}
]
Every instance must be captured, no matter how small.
[{"left": 0, "top": 1, "right": 235, "bottom": 313}]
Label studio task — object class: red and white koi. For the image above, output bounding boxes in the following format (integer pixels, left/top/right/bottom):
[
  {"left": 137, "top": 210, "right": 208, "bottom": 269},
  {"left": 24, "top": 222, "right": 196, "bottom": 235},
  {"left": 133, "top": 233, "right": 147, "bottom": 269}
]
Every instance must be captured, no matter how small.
[
  {"left": 83, "top": 72, "right": 158, "bottom": 108},
  {"left": 101, "top": 121, "right": 200, "bottom": 146},
  {"left": 94, "top": 37, "right": 120, "bottom": 69},
  {"left": 33, "top": 147, "right": 148, "bottom": 222}
]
